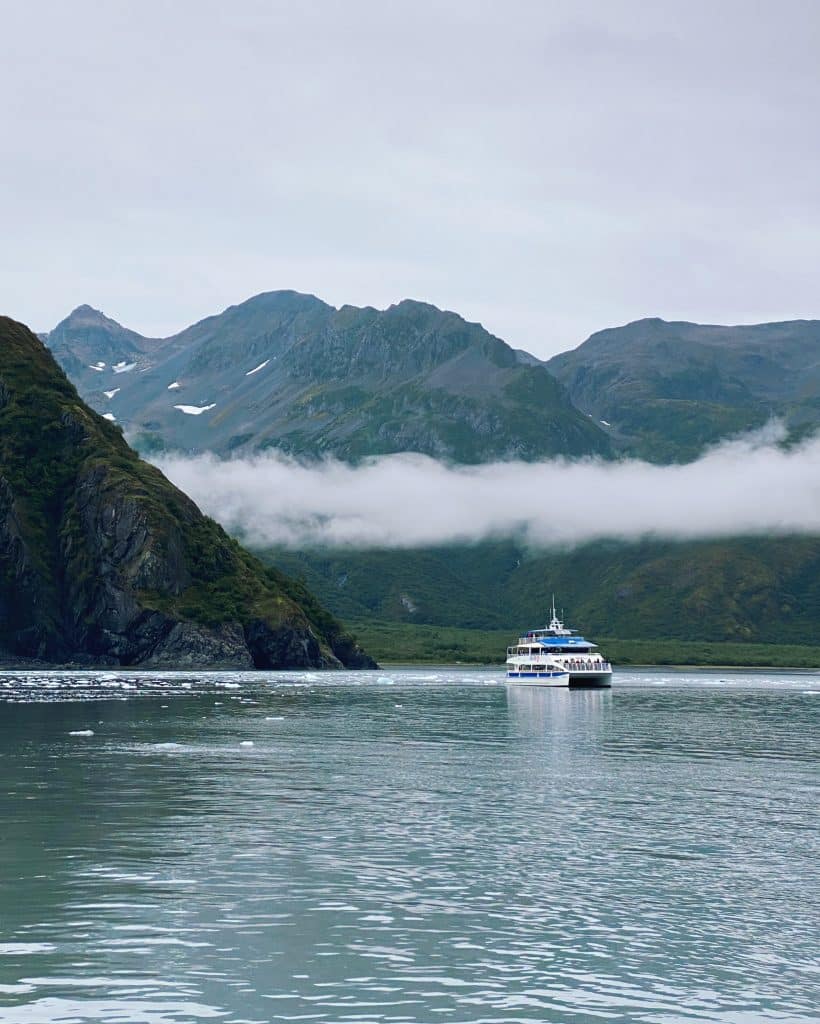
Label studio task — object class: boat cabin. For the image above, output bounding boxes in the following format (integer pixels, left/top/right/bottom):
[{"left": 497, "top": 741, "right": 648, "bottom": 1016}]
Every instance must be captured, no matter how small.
[{"left": 517, "top": 602, "right": 598, "bottom": 655}]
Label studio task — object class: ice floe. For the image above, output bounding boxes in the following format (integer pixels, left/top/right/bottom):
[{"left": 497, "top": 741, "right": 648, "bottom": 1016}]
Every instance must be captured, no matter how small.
[
  {"left": 102, "top": 413, "right": 116, "bottom": 421},
  {"left": 167, "top": 381, "right": 181, "bottom": 390},
  {"left": 174, "top": 404, "right": 216, "bottom": 415},
  {"left": 245, "top": 359, "right": 270, "bottom": 376},
  {"left": 103, "top": 388, "right": 120, "bottom": 399}
]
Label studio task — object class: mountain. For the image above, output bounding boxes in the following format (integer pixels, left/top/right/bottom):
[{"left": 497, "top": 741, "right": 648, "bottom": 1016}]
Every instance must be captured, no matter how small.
[
  {"left": 45, "top": 292, "right": 611, "bottom": 462},
  {"left": 547, "top": 317, "right": 820, "bottom": 461},
  {"left": 267, "top": 536, "right": 820, "bottom": 644},
  {"left": 0, "top": 316, "right": 374, "bottom": 669},
  {"left": 48, "top": 300, "right": 820, "bottom": 466},
  {"left": 40, "top": 296, "right": 820, "bottom": 651}
]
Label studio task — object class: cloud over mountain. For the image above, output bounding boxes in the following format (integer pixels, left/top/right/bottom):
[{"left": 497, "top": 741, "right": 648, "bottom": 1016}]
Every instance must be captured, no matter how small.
[{"left": 156, "top": 422, "right": 820, "bottom": 550}]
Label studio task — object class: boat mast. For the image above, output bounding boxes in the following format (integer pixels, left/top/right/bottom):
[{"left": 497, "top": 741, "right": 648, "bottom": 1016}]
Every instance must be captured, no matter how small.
[{"left": 547, "top": 595, "right": 571, "bottom": 635}]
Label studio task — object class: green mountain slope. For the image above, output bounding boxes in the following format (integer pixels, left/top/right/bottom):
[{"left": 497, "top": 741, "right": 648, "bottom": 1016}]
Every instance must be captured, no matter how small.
[
  {"left": 547, "top": 317, "right": 820, "bottom": 461},
  {"left": 45, "top": 293, "right": 611, "bottom": 462},
  {"left": 265, "top": 536, "right": 820, "bottom": 644},
  {"left": 0, "top": 316, "right": 374, "bottom": 668}
]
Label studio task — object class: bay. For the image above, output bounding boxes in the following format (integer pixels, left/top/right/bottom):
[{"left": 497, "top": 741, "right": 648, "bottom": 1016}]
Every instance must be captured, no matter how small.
[{"left": 0, "top": 668, "right": 817, "bottom": 1023}]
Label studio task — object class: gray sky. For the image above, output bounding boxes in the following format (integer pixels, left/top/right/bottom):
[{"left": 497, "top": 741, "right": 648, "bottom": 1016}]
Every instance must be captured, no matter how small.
[{"left": 2, "top": 0, "right": 819, "bottom": 357}]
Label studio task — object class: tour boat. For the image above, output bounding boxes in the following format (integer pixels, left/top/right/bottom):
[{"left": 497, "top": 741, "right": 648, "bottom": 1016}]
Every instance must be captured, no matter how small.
[{"left": 506, "top": 600, "right": 613, "bottom": 687}]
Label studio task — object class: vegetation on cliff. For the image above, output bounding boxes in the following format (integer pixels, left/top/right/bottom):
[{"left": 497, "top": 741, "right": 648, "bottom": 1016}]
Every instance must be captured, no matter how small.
[
  {"left": 0, "top": 316, "right": 374, "bottom": 668},
  {"left": 266, "top": 536, "right": 820, "bottom": 645}
]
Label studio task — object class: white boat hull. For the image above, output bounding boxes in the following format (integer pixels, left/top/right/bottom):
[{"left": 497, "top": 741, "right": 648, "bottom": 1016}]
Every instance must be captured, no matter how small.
[{"left": 506, "top": 670, "right": 570, "bottom": 687}]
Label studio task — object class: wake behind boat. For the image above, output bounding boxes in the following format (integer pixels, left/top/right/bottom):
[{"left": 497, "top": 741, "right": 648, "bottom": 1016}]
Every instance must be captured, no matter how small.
[{"left": 506, "top": 600, "right": 613, "bottom": 687}]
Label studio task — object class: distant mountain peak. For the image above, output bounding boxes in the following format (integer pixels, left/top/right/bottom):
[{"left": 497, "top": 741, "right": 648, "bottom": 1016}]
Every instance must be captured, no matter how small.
[
  {"left": 62, "top": 304, "right": 122, "bottom": 328},
  {"left": 389, "top": 298, "right": 442, "bottom": 313},
  {"left": 47, "top": 305, "right": 147, "bottom": 349},
  {"left": 225, "top": 289, "right": 331, "bottom": 315}
]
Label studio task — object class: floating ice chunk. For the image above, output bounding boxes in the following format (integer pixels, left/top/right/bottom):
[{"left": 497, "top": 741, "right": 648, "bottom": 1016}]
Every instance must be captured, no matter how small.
[
  {"left": 69, "top": 729, "right": 94, "bottom": 737},
  {"left": 239, "top": 740, "right": 254, "bottom": 747},
  {"left": 113, "top": 362, "right": 137, "bottom": 374},
  {"left": 245, "top": 359, "right": 270, "bottom": 376},
  {"left": 174, "top": 404, "right": 216, "bottom": 416},
  {"left": 103, "top": 388, "right": 120, "bottom": 399},
  {"left": 102, "top": 413, "right": 116, "bottom": 422},
  {"left": 167, "top": 382, "right": 181, "bottom": 390}
]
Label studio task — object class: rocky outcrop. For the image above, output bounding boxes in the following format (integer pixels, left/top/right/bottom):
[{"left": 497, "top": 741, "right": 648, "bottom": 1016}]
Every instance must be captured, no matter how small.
[
  {"left": 145, "top": 621, "right": 254, "bottom": 669},
  {"left": 329, "top": 632, "right": 378, "bottom": 669},
  {"left": 244, "top": 619, "right": 339, "bottom": 669},
  {"left": 0, "top": 316, "right": 376, "bottom": 670}
]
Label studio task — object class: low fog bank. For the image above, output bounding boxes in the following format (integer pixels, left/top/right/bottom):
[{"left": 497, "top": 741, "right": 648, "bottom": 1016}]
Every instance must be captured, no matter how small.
[{"left": 155, "top": 424, "right": 820, "bottom": 550}]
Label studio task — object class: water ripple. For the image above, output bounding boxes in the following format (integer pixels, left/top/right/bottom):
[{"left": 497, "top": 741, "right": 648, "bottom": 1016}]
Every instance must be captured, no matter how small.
[{"left": 0, "top": 668, "right": 817, "bottom": 1022}]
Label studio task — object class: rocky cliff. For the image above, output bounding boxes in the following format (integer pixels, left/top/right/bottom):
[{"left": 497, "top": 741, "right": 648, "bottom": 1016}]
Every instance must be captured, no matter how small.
[{"left": 0, "top": 316, "right": 375, "bottom": 669}]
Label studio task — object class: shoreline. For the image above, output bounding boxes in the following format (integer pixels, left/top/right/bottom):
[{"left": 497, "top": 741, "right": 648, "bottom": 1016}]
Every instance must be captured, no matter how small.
[{"left": 348, "top": 621, "right": 820, "bottom": 671}]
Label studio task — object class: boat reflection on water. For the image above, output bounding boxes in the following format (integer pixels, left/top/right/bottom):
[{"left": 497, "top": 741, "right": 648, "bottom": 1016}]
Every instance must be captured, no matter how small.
[{"left": 505, "top": 681, "right": 613, "bottom": 747}]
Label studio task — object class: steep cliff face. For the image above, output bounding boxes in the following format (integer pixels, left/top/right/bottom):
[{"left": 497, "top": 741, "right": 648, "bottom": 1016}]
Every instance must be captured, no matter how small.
[{"left": 0, "top": 316, "right": 375, "bottom": 669}]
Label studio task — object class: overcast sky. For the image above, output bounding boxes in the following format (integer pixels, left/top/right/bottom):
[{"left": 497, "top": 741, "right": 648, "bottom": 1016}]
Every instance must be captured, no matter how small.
[{"left": 2, "top": 1, "right": 819, "bottom": 357}]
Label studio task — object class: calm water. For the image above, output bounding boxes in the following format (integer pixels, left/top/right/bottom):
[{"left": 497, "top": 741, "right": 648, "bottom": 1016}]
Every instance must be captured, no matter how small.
[{"left": 0, "top": 667, "right": 818, "bottom": 1024}]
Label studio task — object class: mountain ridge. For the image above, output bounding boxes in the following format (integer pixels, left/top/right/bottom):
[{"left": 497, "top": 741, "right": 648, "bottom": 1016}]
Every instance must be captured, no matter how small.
[
  {"left": 44, "top": 291, "right": 611, "bottom": 463},
  {"left": 547, "top": 316, "right": 820, "bottom": 460},
  {"left": 45, "top": 295, "right": 820, "bottom": 464}
]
